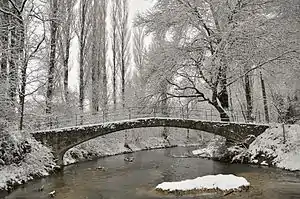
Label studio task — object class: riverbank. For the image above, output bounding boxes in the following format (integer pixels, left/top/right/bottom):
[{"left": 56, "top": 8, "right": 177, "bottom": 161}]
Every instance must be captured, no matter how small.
[
  {"left": 193, "top": 124, "right": 300, "bottom": 171},
  {"left": 242, "top": 124, "right": 300, "bottom": 171},
  {"left": 0, "top": 128, "right": 211, "bottom": 193},
  {"left": 0, "top": 131, "right": 57, "bottom": 193},
  {"left": 5, "top": 147, "right": 300, "bottom": 199},
  {"left": 1, "top": 124, "right": 299, "bottom": 194}
]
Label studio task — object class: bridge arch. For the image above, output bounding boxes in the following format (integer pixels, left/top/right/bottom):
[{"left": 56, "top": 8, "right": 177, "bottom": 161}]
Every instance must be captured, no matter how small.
[{"left": 32, "top": 117, "right": 269, "bottom": 165}]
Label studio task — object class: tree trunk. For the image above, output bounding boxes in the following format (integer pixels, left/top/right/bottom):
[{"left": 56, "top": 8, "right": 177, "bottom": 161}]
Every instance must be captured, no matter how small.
[
  {"left": 91, "top": 0, "right": 99, "bottom": 113},
  {"left": 8, "top": 10, "right": 18, "bottom": 106},
  {"left": 213, "top": 102, "right": 230, "bottom": 121},
  {"left": 102, "top": 59, "right": 108, "bottom": 118},
  {"left": 218, "top": 70, "right": 229, "bottom": 109},
  {"left": 18, "top": 21, "right": 26, "bottom": 130},
  {"left": 101, "top": 0, "right": 108, "bottom": 119},
  {"left": 19, "top": 61, "right": 27, "bottom": 130},
  {"left": 0, "top": 0, "right": 8, "bottom": 82},
  {"left": 121, "top": 49, "right": 125, "bottom": 108},
  {"left": 46, "top": 0, "right": 58, "bottom": 114},
  {"left": 260, "top": 71, "right": 269, "bottom": 123},
  {"left": 244, "top": 66, "right": 253, "bottom": 122},
  {"left": 120, "top": 15, "right": 125, "bottom": 109},
  {"left": 58, "top": 0, "right": 74, "bottom": 103},
  {"left": 212, "top": 90, "right": 230, "bottom": 121},
  {"left": 78, "top": 1, "right": 87, "bottom": 115},
  {"left": 91, "top": 60, "right": 99, "bottom": 112},
  {"left": 63, "top": 43, "right": 69, "bottom": 102},
  {"left": 62, "top": 0, "right": 73, "bottom": 103},
  {"left": 160, "top": 80, "right": 169, "bottom": 140},
  {"left": 63, "top": 36, "right": 70, "bottom": 103},
  {"left": 112, "top": 52, "right": 117, "bottom": 110},
  {"left": 119, "top": 0, "right": 129, "bottom": 109},
  {"left": 111, "top": 1, "right": 118, "bottom": 110}
]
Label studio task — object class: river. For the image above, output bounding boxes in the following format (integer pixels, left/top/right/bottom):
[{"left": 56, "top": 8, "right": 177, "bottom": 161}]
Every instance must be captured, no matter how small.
[{"left": 4, "top": 147, "right": 300, "bottom": 199}]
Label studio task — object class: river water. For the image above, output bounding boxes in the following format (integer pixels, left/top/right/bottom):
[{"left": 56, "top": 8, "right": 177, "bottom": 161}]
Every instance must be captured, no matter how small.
[{"left": 4, "top": 147, "right": 300, "bottom": 199}]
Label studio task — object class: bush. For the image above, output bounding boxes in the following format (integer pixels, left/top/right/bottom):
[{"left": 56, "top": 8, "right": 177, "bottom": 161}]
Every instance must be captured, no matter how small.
[{"left": 0, "top": 131, "right": 32, "bottom": 166}]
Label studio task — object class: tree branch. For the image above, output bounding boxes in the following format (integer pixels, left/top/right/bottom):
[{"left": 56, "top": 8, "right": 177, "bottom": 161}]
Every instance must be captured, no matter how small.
[
  {"left": 226, "top": 50, "right": 298, "bottom": 87},
  {"left": 0, "top": 7, "right": 22, "bottom": 22},
  {"left": 166, "top": 93, "right": 206, "bottom": 99},
  {"left": 166, "top": 79, "right": 205, "bottom": 98},
  {"left": 20, "top": 0, "right": 28, "bottom": 13},
  {"left": 29, "top": 33, "right": 45, "bottom": 59},
  {"left": 8, "top": 0, "right": 20, "bottom": 14}
]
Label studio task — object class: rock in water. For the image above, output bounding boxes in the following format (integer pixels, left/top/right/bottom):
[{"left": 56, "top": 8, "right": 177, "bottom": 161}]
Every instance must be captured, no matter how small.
[
  {"left": 48, "top": 190, "right": 55, "bottom": 197},
  {"left": 124, "top": 157, "right": 134, "bottom": 162},
  {"left": 96, "top": 166, "right": 105, "bottom": 171},
  {"left": 38, "top": 185, "right": 44, "bottom": 192}
]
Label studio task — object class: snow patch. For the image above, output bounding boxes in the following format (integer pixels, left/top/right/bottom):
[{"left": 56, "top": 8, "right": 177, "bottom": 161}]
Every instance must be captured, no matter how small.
[
  {"left": 260, "top": 161, "right": 268, "bottom": 166},
  {"left": 156, "top": 174, "right": 250, "bottom": 192}
]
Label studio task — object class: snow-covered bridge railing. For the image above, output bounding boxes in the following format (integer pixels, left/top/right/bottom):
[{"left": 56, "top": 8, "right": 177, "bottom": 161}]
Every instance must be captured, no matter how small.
[{"left": 26, "top": 106, "right": 269, "bottom": 131}]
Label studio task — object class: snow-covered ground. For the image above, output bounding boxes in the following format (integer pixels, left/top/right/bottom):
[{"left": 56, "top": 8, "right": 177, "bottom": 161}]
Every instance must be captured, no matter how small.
[
  {"left": 156, "top": 174, "right": 250, "bottom": 192},
  {"left": 248, "top": 124, "right": 300, "bottom": 171},
  {"left": 0, "top": 132, "right": 56, "bottom": 191}
]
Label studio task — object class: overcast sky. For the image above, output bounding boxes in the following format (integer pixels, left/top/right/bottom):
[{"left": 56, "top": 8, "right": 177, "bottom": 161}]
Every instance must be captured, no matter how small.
[{"left": 129, "top": 0, "right": 154, "bottom": 20}]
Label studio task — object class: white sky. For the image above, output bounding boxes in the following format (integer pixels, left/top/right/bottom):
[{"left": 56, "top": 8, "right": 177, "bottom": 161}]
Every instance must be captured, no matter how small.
[{"left": 129, "top": 0, "right": 154, "bottom": 20}]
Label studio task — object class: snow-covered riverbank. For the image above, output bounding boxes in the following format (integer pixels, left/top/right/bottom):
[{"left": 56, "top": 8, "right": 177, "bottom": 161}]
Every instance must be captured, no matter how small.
[
  {"left": 0, "top": 131, "right": 57, "bottom": 192},
  {"left": 247, "top": 124, "right": 300, "bottom": 171},
  {"left": 193, "top": 124, "right": 300, "bottom": 171}
]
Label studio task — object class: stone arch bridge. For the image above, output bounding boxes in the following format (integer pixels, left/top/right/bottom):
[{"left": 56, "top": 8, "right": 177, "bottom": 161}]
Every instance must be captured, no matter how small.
[{"left": 32, "top": 117, "right": 269, "bottom": 166}]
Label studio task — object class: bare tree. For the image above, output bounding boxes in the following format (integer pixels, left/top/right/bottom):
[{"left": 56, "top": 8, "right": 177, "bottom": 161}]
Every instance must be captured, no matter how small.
[
  {"left": 0, "top": 0, "right": 28, "bottom": 128},
  {"left": 90, "top": 0, "right": 100, "bottom": 112},
  {"left": 260, "top": 71, "right": 269, "bottom": 123},
  {"left": 118, "top": 0, "right": 130, "bottom": 108},
  {"left": 57, "top": 0, "right": 75, "bottom": 103},
  {"left": 18, "top": 0, "right": 46, "bottom": 130},
  {"left": 0, "top": 0, "right": 11, "bottom": 126},
  {"left": 244, "top": 65, "right": 253, "bottom": 122},
  {"left": 111, "top": 0, "right": 119, "bottom": 110},
  {"left": 77, "top": 0, "right": 91, "bottom": 114},
  {"left": 0, "top": 0, "right": 9, "bottom": 82},
  {"left": 99, "top": 0, "right": 108, "bottom": 116},
  {"left": 88, "top": 0, "right": 108, "bottom": 114},
  {"left": 45, "top": 0, "right": 58, "bottom": 114}
]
